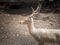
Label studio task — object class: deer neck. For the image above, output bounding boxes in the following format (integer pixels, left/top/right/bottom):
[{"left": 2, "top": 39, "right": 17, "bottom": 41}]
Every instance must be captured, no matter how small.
[{"left": 27, "top": 18, "right": 35, "bottom": 32}]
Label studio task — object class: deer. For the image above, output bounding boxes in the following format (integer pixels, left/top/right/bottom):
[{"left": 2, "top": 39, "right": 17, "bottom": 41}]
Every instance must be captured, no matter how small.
[{"left": 19, "top": 4, "right": 60, "bottom": 45}]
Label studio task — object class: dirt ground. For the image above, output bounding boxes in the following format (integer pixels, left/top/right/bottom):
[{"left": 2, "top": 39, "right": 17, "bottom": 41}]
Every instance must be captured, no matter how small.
[{"left": 0, "top": 9, "right": 60, "bottom": 45}]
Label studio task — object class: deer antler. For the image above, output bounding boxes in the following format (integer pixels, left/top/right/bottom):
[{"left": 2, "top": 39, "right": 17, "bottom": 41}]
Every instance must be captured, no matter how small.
[
  {"left": 35, "top": 3, "right": 41, "bottom": 13},
  {"left": 28, "top": 3, "right": 41, "bottom": 18},
  {"left": 31, "top": 3, "right": 41, "bottom": 13}
]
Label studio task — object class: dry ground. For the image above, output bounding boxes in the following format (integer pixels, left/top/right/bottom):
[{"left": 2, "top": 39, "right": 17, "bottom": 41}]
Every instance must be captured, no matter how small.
[{"left": 0, "top": 10, "right": 60, "bottom": 45}]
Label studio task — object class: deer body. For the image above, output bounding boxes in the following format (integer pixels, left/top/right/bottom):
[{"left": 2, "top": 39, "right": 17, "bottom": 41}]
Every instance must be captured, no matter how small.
[
  {"left": 20, "top": 17, "right": 60, "bottom": 45},
  {"left": 20, "top": 4, "right": 60, "bottom": 45}
]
